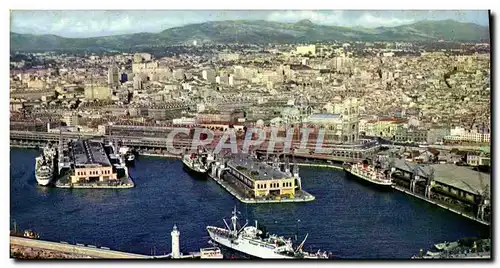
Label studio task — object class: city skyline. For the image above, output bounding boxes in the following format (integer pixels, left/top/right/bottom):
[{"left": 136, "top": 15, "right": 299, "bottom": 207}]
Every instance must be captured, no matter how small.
[{"left": 11, "top": 10, "right": 490, "bottom": 38}]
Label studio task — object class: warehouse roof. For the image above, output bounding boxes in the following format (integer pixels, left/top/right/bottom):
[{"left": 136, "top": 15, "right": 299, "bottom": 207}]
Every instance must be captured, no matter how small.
[{"left": 393, "top": 158, "right": 489, "bottom": 195}]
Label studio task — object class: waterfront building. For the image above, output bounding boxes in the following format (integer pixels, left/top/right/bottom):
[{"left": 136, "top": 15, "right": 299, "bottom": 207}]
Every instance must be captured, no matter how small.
[
  {"left": 196, "top": 110, "right": 245, "bottom": 124},
  {"left": 173, "top": 117, "right": 197, "bottom": 125},
  {"left": 392, "top": 159, "right": 490, "bottom": 222},
  {"left": 70, "top": 140, "right": 117, "bottom": 184},
  {"left": 224, "top": 155, "right": 299, "bottom": 199}
]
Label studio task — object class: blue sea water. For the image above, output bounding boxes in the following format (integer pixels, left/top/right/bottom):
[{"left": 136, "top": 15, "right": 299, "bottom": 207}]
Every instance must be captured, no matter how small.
[{"left": 10, "top": 148, "right": 489, "bottom": 259}]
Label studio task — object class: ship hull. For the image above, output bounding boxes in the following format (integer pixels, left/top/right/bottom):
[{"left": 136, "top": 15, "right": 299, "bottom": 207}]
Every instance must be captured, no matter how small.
[
  {"left": 35, "top": 176, "right": 52, "bottom": 186},
  {"left": 343, "top": 168, "right": 393, "bottom": 190},
  {"left": 207, "top": 227, "right": 294, "bottom": 259},
  {"left": 183, "top": 161, "right": 207, "bottom": 180}
]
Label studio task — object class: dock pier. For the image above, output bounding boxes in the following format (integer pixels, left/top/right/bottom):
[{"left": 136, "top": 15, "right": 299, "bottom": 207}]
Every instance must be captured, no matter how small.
[
  {"left": 208, "top": 172, "right": 316, "bottom": 204},
  {"left": 10, "top": 236, "right": 152, "bottom": 259}
]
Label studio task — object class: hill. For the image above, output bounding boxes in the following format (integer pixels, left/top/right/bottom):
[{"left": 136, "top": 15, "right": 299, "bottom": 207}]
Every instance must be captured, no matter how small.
[{"left": 10, "top": 19, "right": 490, "bottom": 51}]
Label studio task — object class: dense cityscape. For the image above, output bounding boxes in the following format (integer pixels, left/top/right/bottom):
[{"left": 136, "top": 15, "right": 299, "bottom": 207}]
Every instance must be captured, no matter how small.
[{"left": 9, "top": 10, "right": 491, "bottom": 260}]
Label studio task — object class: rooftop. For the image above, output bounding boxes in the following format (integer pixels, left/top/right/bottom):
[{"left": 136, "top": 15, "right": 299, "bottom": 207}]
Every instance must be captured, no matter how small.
[
  {"left": 309, "top": 113, "right": 341, "bottom": 119},
  {"left": 227, "top": 154, "right": 291, "bottom": 181},
  {"left": 72, "top": 139, "right": 111, "bottom": 167},
  {"left": 393, "top": 159, "right": 490, "bottom": 195}
]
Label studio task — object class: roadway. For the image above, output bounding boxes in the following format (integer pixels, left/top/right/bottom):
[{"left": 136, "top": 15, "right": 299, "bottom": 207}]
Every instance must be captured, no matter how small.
[{"left": 10, "top": 236, "right": 152, "bottom": 259}]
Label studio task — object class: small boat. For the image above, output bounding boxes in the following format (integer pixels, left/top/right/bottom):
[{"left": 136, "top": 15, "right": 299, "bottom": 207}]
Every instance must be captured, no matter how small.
[
  {"left": 10, "top": 228, "right": 40, "bottom": 239},
  {"left": 434, "top": 242, "right": 447, "bottom": 251},
  {"left": 426, "top": 251, "right": 441, "bottom": 257},
  {"left": 434, "top": 241, "right": 459, "bottom": 251},
  {"left": 200, "top": 247, "right": 224, "bottom": 259}
]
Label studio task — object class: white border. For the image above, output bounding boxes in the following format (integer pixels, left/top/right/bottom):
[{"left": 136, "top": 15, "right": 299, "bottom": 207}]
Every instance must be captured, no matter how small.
[{"left": 2, "top": 1, "right": 496, "bottom": 268}]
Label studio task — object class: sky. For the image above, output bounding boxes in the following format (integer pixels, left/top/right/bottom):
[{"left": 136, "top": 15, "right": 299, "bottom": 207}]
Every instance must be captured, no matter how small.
[{"left": 10, "top": 10, "right": 490, "bottom": 38}]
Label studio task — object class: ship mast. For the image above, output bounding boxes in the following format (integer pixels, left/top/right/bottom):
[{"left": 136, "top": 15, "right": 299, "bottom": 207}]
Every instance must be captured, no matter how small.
[{"left": 231, "top": 206, "right": 238, "bottom": 235}]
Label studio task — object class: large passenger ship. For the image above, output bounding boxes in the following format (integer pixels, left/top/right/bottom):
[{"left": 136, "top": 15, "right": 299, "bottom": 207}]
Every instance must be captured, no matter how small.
[
  {"left": 207, "top": 207, "right": 330, "bottom": 259},
  {"left": 343, "top": 160, "right": 392, "bottom": 188},
  {"left": 34, "top": 144, "right": 57, "bottom": 186}
]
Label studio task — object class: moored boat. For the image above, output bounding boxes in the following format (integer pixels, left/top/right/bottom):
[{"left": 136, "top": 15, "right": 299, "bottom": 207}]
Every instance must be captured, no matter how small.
[
  {"left": 200, "top": 247, "right": 224, "bottom": 259},
  {"left": 182, "top": 149, "right": 214, "bottom": 179},
  {"left": 343, "top": 160, "right": 392, "bottom": 189},
  {"left": 35, "top": 144, "right": 57, "bottom": 186},
  {"left": 207, "top": 207, "right": 330, "bottom": 259}
]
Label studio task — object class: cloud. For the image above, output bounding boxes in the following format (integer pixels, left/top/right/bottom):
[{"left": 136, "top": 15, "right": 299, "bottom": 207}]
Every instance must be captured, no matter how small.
[
  {"left": 355, "top": 13, "right": 415, "bottom": 27},
  {"left": 267, "top": 10, "right": 418, "bottom": 27},
  {"left": 267, "top": 10, "right": 345, "bottom": 25}
]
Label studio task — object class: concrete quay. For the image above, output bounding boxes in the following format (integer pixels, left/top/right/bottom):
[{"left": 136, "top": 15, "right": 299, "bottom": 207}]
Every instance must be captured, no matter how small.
[
  {"left": 139, "top": 152, "right": 182, "bottom": 159},
  {"left": 208, "top": 173, "right": 315, "bottom": 204},
  {"left": 10, "top": 144, "right": 39, "bottom": 149},
  {"left": 10, "top": 236, "right": 151, "bottom": 259},
  {"left": 391, "top": 185, "right": 489, "bottom": 226},
  {"left": 55, "top": 174, "right": 135, "bottom": 189},
  {"left": 271, "top": 162, "right": 343, "bottom": 170},
  {"left": 55, "top": 183, "right": 135, "bottom": 189}
]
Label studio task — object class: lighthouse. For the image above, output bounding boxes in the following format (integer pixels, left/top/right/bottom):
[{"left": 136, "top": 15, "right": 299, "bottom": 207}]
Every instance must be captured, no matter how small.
[{"left": 171, "top": 225, "right": 180, "bottom": 259}]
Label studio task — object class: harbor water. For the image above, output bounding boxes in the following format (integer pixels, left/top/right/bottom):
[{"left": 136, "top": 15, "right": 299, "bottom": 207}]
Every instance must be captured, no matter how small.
[{"left": 10, "top": 148, "right": 489, "bottom": 259}]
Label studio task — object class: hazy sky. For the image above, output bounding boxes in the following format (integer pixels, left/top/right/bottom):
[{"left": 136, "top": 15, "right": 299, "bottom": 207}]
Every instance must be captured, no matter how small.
[{"left": 11, "top": 10, "right": 489, "bottom": 38}]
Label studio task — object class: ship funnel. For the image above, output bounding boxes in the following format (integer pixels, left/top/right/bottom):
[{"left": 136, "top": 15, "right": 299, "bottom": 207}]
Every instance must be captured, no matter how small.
[{"left": 171, "top": 225, "right": 180, "bottom": 259}]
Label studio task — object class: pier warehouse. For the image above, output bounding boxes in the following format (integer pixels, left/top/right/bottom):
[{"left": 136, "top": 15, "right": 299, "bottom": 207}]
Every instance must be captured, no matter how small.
[
  {"left": 391, "top": 158, "right": 491, "bottom": 222},
  {"left": 224, "top": 155, "right": 300, "bottom": 199},
  {"left": 70, "top": 140, "right": 117, "bottom": 184}
]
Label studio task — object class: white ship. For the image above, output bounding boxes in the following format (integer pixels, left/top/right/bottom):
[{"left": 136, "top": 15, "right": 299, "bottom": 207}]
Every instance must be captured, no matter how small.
[
  {"left": 344, "top": 160, "right": 392, "bottom": 188},
  {"left": 207, "top": 207, "right": 330, "bottom": 259},
  {"left": 200, "top": 247, "right": 224, "bottom": 259},
  {"left": 35, "top": 145, "right": 57, "bottom": 186}
]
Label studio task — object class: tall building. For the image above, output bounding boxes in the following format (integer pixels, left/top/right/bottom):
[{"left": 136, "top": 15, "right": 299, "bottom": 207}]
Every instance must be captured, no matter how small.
[
  {"left": 107, "top": 66, "right": 119, "bottom": 86},
  {"left": 133, "top": 53, "right": 152, "bottom": 63},
  {"left": 133, "top": 76, "right": 143, "bottom": 90},
  {"left": 63, "top": 112, "right": 79, "bottom": 127},
  {"left": 303, "top": 97, "right": 360, "bottom": 143},
  {"left": 120, "top": 73, "right": 128, "bottom": 83}
]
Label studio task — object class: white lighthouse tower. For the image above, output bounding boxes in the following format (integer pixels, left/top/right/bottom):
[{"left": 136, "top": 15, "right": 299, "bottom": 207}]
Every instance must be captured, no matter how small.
[{"left": 171, "top": 225, "right": 180, "bottom": 259}]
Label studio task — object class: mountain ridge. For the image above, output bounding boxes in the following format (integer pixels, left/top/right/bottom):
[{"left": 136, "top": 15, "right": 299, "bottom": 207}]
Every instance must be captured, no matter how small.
[{"left": 10, "top": 19, "right": 490, "bottom": 51}]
